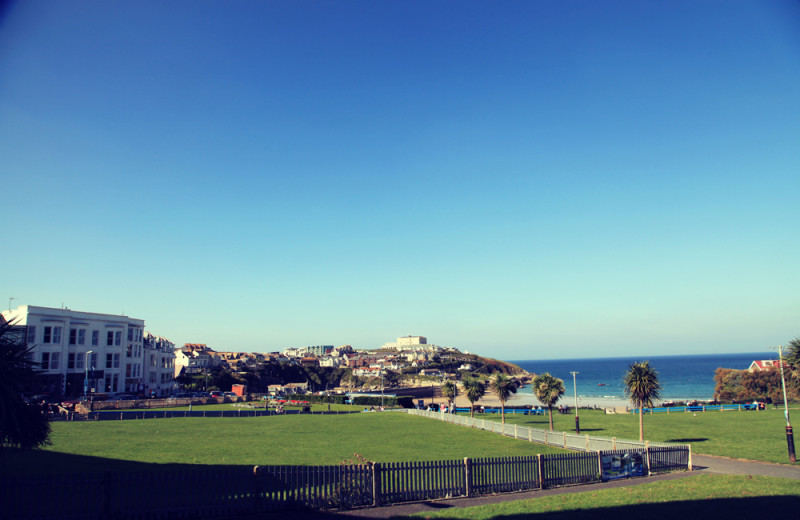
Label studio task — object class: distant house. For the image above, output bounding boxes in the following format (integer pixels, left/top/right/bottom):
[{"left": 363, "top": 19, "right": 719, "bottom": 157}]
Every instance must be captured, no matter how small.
[
  {"left": 419, "top": 369, "right": 443, "bottom": 378},
  {"left": 748, "top": 359, "right": 788, "bottom": 372},
  {"left": 268, "top": 382, "right": 309, "bottom": 395}
]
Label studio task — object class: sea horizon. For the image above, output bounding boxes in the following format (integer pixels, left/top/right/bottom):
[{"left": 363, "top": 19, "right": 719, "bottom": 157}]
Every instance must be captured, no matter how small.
[{"left": 509, "top": 351, "right": 773, "bottom": 402}]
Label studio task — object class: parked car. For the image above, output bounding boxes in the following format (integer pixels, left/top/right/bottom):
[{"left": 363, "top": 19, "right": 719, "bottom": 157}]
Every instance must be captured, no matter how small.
[
  {"left": 109, "top": 394, "right": 137, "bottom": 401},
  {"left": 171, "top": 392, "right": 191, "bottom": 398},
  {"left": 223, "top": 392, "right": 236, "bottom": 397},
  {"left": 209, "top": 391, "right": 223, "bottom": 398},
  {"left": 29, "top": 394, "right": 61, "bottom": 405}
]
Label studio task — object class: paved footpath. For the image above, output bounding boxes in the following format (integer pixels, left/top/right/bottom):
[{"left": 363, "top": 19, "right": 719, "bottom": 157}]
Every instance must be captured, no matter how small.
[
  {"left": 692, "top": 453, "right": 800, "bottom": 479},
  {"left": 262, "top": 455, "right": 799, "bottom": 520}
]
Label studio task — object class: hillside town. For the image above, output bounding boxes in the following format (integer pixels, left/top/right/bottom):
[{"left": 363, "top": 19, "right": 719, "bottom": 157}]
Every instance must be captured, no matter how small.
[{"left": 1, "top": 304, "right": 523, "bottom": 400}]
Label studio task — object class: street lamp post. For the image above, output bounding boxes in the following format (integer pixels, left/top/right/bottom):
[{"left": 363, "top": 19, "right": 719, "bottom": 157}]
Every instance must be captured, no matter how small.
[
  {"left": 84, "top": 350, "right": 93, "bottom": 398},
  {"left": 777, "top": 345, "right": 796, "bottom": 463},
  {"left": 571, "top": 371, "right": 580, "bottom": 434}
]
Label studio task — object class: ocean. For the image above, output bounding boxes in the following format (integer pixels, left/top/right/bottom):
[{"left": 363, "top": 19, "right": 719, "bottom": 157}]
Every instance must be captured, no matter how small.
[{"left": 509, "top": 352, "right": 773, "bottom": 403}]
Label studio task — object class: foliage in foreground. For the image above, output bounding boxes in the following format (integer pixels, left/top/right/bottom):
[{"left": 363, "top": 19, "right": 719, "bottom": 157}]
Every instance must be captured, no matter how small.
[
  {"left": 398, "top": 474, "right": 800, "bottom": 520},
  {"left": 0, "top": 319, "right": 50, "bottom": 450}
]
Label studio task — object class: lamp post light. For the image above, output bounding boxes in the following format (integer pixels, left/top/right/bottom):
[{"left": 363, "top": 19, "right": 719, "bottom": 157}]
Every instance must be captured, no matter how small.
[
  {"left": 571, "top": 371, "right": 580, "bottom": 434},
  {"left": 84, "top": 350, "right": 93, "bottom": 398},
  {"left": 777, "top": 345, "right": 796, "bottom": 463}
]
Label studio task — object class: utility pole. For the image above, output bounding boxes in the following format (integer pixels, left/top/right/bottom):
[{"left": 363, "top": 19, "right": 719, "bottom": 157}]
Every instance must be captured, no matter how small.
[
  {"left": 571, "top": 371, "right": 580, "bottom": 434},
  {"left": 777, "top": 345, "right": 796, "bottom": 463}
]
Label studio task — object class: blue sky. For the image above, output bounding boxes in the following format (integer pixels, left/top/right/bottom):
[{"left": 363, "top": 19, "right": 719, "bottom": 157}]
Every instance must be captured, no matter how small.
[{"left": 2, "top": 1, "right": 798, "bottom": 359}]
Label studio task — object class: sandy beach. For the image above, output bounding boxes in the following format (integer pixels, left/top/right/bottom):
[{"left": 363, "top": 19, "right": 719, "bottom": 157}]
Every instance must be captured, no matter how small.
[{"left": 447, "top": 390, "right": 633, "bottom": 412}]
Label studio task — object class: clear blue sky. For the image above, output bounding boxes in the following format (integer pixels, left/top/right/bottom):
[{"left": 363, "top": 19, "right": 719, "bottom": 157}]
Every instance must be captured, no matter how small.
[{"left": 2, "top": 1, "right": 798, "bottom": 359}]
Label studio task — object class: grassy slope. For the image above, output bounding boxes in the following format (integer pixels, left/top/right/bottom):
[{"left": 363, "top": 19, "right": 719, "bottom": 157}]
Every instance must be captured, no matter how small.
[{"left": 5, "top": 413, "right": 566, "bottom": 475}]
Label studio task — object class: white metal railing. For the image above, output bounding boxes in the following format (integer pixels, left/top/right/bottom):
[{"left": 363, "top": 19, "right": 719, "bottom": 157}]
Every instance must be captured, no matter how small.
[{"left": 408, "top": 409, "right": 685, "bottom": 452}]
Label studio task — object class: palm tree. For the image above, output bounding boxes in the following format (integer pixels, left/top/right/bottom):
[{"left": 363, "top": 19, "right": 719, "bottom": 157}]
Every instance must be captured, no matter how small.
[
  {"left": 491, "top": 374, "right": 517, "bottom": 424},
  {"left": 441, "top": 380, "right": 457, "bottom": 412},
  {"left": 624, "top": 361, "right": 661, "bottom": 441},
  {"left": 532, "top": 372, "right": 565, "bottom": 431},
  {"left": 0, "top": 318, "right": 51, "bottom": 451},
  {"left": 462, "top": 377, "right": 485, "bottom": 418}
]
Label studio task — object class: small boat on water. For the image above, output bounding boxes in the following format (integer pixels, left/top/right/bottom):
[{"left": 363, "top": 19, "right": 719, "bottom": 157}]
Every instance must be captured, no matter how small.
[{"left": 597, "top": 383, "right": 606, "bottom": 386}]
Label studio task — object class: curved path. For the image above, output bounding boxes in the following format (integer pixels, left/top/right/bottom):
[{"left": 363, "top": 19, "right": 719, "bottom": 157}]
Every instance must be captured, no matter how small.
[{"left": 692, "top": 453, "right": 800, "bottom": 479}]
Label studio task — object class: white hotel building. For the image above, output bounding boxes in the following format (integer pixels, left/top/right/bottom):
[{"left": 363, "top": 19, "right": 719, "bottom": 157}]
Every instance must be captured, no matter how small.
[{"left": 1, "top": 305, "right": 172, "bottom": 397}]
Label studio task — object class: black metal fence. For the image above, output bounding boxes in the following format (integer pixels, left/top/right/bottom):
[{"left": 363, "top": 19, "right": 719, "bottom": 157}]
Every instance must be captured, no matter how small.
[{"left": 1, "top": 447, "right": 689, "bottom": 520}]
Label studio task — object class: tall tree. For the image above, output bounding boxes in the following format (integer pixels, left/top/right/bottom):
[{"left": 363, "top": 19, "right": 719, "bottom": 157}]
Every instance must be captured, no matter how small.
[
  {"left": 462, "top": 377, "right": 485, "bottom": 418},
  {"left": 441, "top": 380, "right": 458, "bottom": 412},
  {"left": 491, "top": 374, "right": 517, "bottom": 424},
  {"left": 624, "top": 361, "right": 662, "bottom": 442},
  {"left": 785, "top": 338, "right": 800, "bottom": 390},
  {"left": 0, "top": 319, "right": 51, "bottom": 451},
  {"left": 532, "top": 372, "right": 565, "bottom": 431}
]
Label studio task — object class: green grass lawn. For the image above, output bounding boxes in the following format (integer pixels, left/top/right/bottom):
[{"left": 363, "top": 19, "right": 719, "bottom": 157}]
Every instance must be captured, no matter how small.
[
  {"left": 486, "top": 406, "right": 799, "bottom": 464},
  {"left": 393, "top": 474, "right": 800, "bottom": 519},
  {"left": 4, "top": 412, "right": 566, "bottom": 475}
]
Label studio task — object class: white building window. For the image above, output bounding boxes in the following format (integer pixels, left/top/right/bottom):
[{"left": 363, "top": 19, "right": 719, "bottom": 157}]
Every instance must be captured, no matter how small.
[
  {"left": 27, "top": 326, "right": 36, "bottom": 344},
  {"left": 76, "top": 354, "right": 84, "bottom": 370},
  {"left": 78, "top": 329, "right": 86, "bottom": 345},
  {"left": 41, "top": 352, "right": 50, "bottom": 370},
  {"left": 43, "top": 326, "right": 62, "bottom": 344},
  {"left": 92, "top": 330, "right": 99, "bottom": 346},
  {"left": 50, "top": 352, "right": 60, "bottom": 370}
]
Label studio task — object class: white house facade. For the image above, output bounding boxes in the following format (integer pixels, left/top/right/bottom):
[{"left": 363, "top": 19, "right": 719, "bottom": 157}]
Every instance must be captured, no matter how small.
[{"left": 1, "top": 305, "right": 145, "bottom": 396}]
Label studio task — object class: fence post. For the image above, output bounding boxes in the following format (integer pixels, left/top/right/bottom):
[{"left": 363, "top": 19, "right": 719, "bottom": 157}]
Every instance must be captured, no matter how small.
[
  {"left": 597, "top": 451, "right": 603, "bottom": 479},
  {"left": 464, "top": 458, "right": 472, "bottom": 497},
  {"left": 645, "top": 441, "right": 652, "bottom": 476},
  {"left": 252, "top": 466, "right": 262, "bottom": 513},
  {"left": 586, "top": 434, "right": 590, "bottom": 452},
  {"left": 612, "top": 437, "right": 616, "bottom": 450},
  {"left": 537, "top": 454, "right": 544, "bottom": 489},
  {"left": 514, "top": 424, "right": 518, "bottom": 439},
  {"left": 372, "top": 463, "right": 381, "bottom": 507},
  {"left": 563, "top": 431, "right": 567, "bottom": 449},
  {"left": 688, "top": 445, "right": 693, "bottom": 471}
]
